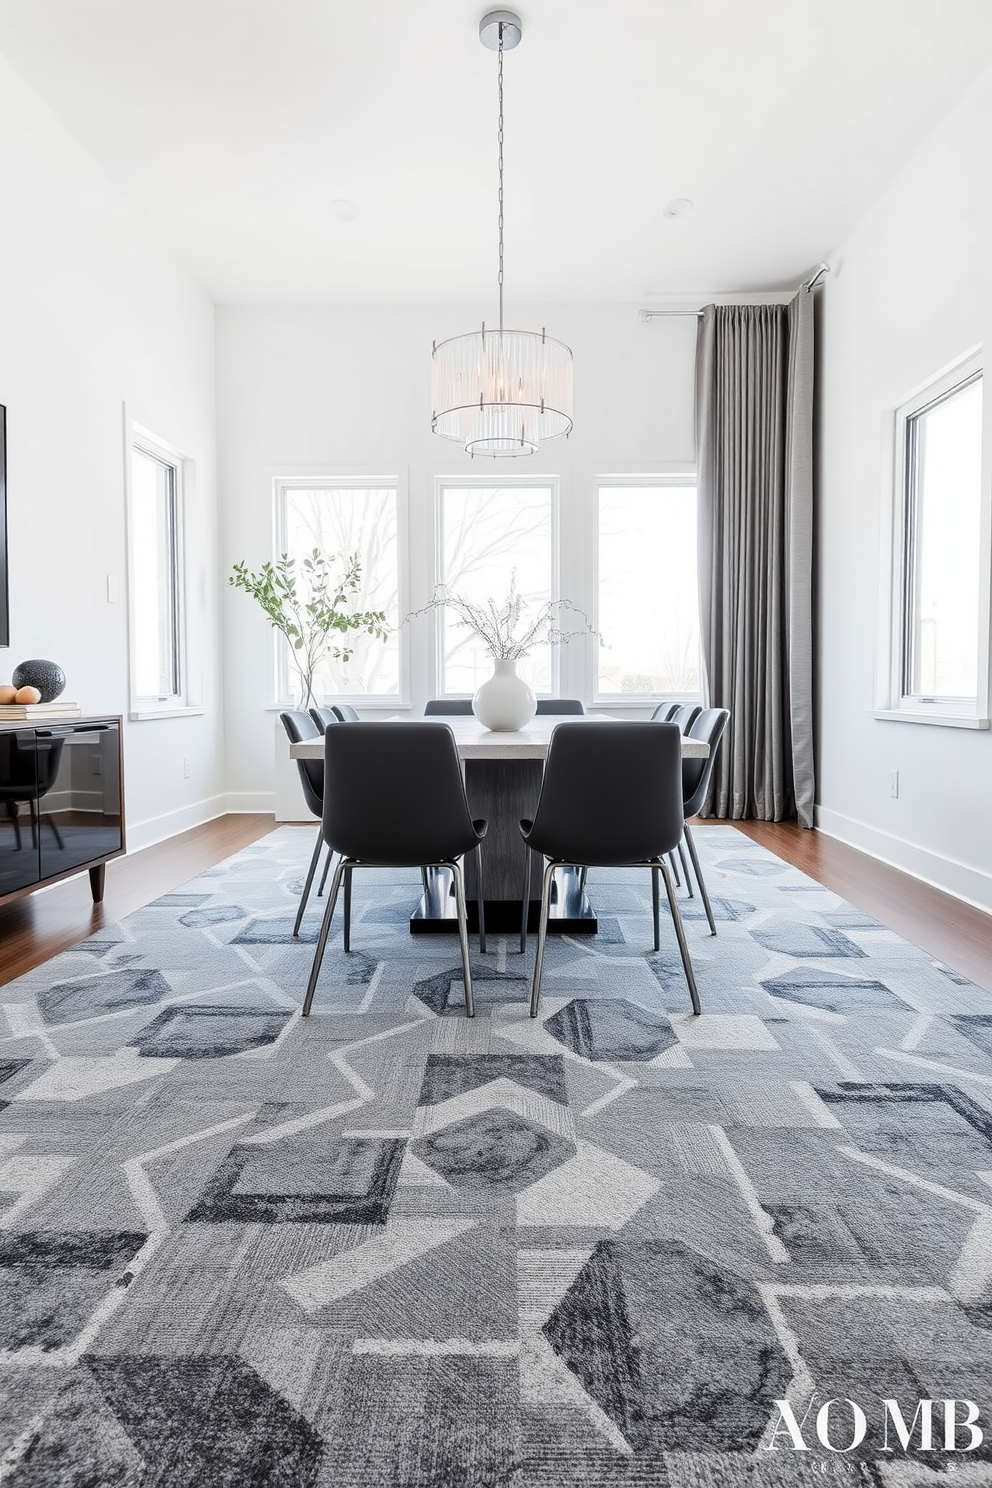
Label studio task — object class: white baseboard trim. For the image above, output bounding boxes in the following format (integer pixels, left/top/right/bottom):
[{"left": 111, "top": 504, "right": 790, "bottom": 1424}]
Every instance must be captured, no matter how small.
[
  {"left": 814, "top": 805, "right": 992, "bottom": 916},
  {"left": 225, "top": 792, "right": 276, "bottom": 814},
  {"left": 126, "top": 795, "right": 229, "bottom": 854}
]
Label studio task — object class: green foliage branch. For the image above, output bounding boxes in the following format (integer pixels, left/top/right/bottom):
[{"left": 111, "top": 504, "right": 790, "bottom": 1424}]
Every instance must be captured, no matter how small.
[{"left": 230, "top": 549, "right": 388, "bottom": 708}]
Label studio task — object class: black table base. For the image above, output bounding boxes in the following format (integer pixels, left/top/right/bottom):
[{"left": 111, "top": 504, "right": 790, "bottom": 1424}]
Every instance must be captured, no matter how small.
[
  {"left": 409, "top": 864, "right": 597, "bottom": 936},
  {"left": 408, "top": 755, "right": 599, "bottom": 936}
]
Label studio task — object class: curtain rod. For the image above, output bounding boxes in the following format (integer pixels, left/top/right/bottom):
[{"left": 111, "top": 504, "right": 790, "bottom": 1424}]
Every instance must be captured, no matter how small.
[{"left": 639, "top": 262, "right": 831, "bottom": 319}]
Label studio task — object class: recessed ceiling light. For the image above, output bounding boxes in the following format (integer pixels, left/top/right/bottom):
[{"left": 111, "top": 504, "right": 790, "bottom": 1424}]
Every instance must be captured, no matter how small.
[
  {"left": 663, "top": 197, "right": 694, "bottom": 220},
  {"left": 329, "top": 198, "right": 359, "bottom": 222}
]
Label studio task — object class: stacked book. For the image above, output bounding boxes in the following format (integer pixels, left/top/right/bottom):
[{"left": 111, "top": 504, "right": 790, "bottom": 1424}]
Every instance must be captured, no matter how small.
[{"left": 0, "top": 701, "right": 82, "bottom": 720}]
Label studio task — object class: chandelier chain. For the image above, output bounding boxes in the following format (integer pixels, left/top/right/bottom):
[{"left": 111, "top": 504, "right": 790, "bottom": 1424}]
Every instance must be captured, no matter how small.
[{"left": 497, "top": 23, "right": 504, "bottom": 333}]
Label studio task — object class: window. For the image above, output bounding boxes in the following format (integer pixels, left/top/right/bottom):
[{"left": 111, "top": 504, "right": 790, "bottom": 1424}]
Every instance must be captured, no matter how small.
[
  {"left": 127, "top": 426, "right": 189, "bottom": 716},
  {"left": 878, "top": 353, "right": 990, "bottom": 726},
  {"left": 275, "top": 478, "right": 403, "bottom": 700},
  {"left": 595, "top": 477, "right": 700, "bottom": 700},
  {"left": 436, "top": 479, "right": 557, "bottom": 695}
]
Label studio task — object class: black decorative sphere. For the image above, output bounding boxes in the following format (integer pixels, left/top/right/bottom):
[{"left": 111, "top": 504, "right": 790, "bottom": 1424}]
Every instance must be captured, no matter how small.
[{"left": 12, "top": 659, "right": 66, "bottom": 702}]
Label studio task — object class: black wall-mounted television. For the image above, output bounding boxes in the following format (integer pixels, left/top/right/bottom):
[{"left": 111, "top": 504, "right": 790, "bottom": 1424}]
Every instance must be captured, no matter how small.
[{"left": 0, "top": 404, "right": 7, "bottom": 648}]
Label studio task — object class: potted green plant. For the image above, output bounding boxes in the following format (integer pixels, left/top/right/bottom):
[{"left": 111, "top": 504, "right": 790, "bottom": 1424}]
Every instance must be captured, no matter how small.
[{"left": 230, "top": 549, "right": 388, "bottom": 709}]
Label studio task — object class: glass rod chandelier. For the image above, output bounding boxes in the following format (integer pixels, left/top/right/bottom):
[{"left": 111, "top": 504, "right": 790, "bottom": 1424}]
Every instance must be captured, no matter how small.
[{"left": 431, "top": 9, "right": 573, "bottom": 458}]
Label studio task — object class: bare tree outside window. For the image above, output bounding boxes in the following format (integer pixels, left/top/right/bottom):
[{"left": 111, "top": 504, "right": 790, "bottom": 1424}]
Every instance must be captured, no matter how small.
[
  {"left": 439, "top": 484, "right": 555, "bottom": 694},
  {"left": 281, "top": 485, "right": 400, "bottom": 697}
]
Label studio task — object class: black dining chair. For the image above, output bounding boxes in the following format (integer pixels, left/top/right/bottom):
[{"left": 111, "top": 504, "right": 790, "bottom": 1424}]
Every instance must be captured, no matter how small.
[
  {"left": 651, "top": 703, "right": 680, "bottom": 722},
  {"left": 678, "top": 707, "right": 731, "bottom": 936},
  {"left": 0, "top": 733, "right": 66, "bottom": 851},
  {"left": 519, "top": 721, "right": 700, "bottom": 1018},
  {"left": 280, "top": 710, "right": 352, "bottom": 941},
  {"left": 535, "top": 699, "right": 584, "bottom": 715},
  {"left": 424, "top": 699, "right": 474, "bottom": 715},
  {"left": 329, "top": 703, "right": 361, "bottom": 722},
  {"left": 670, "top": 703, "right": 702, "bottom": 732},
  {"left": 303, "top": 723, "right": 488, "bottom": 1017},
  {"left": 309, "top": 706, "right": 338, "bottom": 731}
]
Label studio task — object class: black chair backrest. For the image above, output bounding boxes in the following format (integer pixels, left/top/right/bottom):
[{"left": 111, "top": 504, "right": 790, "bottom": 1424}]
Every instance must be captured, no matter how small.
[
  {"left": 309, "top": 707, "right": 337, "bottom": 731},
  {"left": 279, "top": 711, "right": 324, "bottom": 818},
  {"left": 535, "top": 699, "right": 584, "bottom": 715},
  {"left": 330, "top": 703, "right": 360, "bottom": 722},
  {"left": 651, "top": 703, "right": 680, "bottom": 722},
  {"left": 670, "top": 704, "right": 702, "bottom": 733},
  {"left": 424, "top": 699, "right": 474, "bottom": 716},
  {"left": 683, "top": 708, "right": 730, "bottom": 818},
  {"left": 323, "top": 723, "right": 480, "bottom": 867},
  {"left": 0, "top": 733, "right": 64, "bottom": 796},
  {"left": 528, "top": 722, "right": 685, "bottom": 866}
]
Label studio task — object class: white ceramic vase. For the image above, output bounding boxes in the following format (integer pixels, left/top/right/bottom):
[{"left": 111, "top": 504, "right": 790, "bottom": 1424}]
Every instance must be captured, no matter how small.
[{"left": 472, "top": 658, "right": 537, "bottom": 731}]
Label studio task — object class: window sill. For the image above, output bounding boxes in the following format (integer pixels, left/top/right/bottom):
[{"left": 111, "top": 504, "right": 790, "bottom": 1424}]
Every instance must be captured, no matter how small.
[
  {"left": 129, "top": 706, "right": 206, "bottom": 722},
  {"left": 872, "top": 709, "right": 990, "bottom": 731},
  {"left": 265, "top": 701, "right": 406, "bottom": 714}
]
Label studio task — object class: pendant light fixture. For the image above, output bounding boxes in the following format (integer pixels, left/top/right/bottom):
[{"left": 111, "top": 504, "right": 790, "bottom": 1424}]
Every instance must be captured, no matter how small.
[{"left": 431, "top": 9, "right": 573, "bottom": 458}]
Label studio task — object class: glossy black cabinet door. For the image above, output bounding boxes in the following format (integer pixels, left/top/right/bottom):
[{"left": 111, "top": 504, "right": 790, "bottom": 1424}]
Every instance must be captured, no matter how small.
[
  {"left": 36, "top": 722, "right": 123, "bottom": 884},
  {"left": 0, "top": 729, "right": 42, "bottom": 896}
]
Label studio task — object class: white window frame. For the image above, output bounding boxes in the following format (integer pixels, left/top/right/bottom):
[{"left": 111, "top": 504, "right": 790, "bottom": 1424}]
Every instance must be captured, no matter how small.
[
  {"left": 125, "top": 414, "right": 199, "bottom": 721},
  {"left": 433, "top": 474, "right": 561, "bottom": 698},
  {"left": 590, "top": 470, "right": 703, "bottom": 708},
  {"left": 875, "top": 350, "right": 991, "bottom": 729},
  {"left": 272, "top": 469, "right": 409, "bottom": 708}
]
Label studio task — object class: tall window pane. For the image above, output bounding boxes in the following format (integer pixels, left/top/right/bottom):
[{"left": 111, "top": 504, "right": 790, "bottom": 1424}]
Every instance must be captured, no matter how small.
[
  {"left": 905, "top": 375, "right": 983, "bottom": 700},
  {"left": 439, "top": 483, "right": 555, "bottom": 695},
  {"left": 132, "top": 447, "right": 180, "bottom": 700},
  {"left": 281, "top": 484, "right": 400, "bottom": 697},
  {"left": 598, "top": 483, "right": 700, "bottom": 695}
]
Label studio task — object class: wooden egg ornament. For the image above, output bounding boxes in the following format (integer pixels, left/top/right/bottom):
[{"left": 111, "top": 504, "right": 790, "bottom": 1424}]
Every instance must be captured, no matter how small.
[
  {"left": 0, "top": 684, "right": 16, "bottom": 703},
  {"left": 14, "top": 686, "right": 42, "bottom": 705}
]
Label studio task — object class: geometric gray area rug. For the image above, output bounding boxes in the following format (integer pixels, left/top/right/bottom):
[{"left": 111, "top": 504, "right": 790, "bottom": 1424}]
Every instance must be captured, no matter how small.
[{"left": 2, "top": 823, "right": 992, "bottom": 1486}]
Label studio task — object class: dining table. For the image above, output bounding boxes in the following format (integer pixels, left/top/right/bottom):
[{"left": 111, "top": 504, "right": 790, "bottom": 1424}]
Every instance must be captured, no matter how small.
[{"left": 290, "top": 714, "right": 709, "bottom": 938}]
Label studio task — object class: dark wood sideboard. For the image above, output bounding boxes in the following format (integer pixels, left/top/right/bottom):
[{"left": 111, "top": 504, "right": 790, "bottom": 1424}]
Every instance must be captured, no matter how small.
[{"left": 0, "top": 715, "right": 125, "bottom": 907}]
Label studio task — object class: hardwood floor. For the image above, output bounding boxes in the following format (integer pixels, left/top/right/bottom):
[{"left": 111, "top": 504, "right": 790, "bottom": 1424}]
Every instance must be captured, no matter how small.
[
  {"left": 0, "top": 814, "right": 276, "bottom": 987},
  {"left": 705, "top": 819, "right": 992, "bottom": 994},
  {"left": 2, "top": 813, "right": 989, "bottom": 996}
]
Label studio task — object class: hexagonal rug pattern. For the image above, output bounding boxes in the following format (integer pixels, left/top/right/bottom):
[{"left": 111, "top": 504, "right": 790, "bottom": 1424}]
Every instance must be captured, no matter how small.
[{"left": 2, "top": 824, "right": 992, "bottom": 1485}]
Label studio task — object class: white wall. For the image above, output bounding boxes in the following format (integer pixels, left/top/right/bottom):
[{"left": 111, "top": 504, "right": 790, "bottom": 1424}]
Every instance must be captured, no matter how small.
[
  {"left": 817, "top": 60, "right": 992, "bottom": 911},
  {"left": 0, "top": 53, "right": 222, "bottom": 851},
  {"left": 216, "top": 304, "right": 697, "bottom": 810}
]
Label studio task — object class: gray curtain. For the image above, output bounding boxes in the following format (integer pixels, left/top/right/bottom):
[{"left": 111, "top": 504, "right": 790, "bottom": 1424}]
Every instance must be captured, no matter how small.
[{"left": 695, "top": 292, "right": 815, "bottom": 826}]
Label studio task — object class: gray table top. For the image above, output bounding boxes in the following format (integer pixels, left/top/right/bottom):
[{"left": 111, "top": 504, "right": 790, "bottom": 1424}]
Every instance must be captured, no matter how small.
[{"left": 290, "top": 714, "right": 709, "bottom": 762}]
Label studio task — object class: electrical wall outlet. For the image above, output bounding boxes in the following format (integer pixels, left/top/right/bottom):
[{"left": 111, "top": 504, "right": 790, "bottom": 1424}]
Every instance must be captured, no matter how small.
[
  {"left": 889, "top": 769, "right": 899, "bottom": 799},
  {"left": 183, "top": 755, "right": 191, "bottom": 780}
]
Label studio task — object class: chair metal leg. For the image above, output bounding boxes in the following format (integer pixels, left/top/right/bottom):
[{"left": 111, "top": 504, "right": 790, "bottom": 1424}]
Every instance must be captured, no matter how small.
[
  {"left": 450, "top": 859, "right": 475, "bottom": 1018},
  {"left": 302, "top": 857, "right": 347, "bottom": 1016},
  {"left": 9, "top": 802, "right": 22, "bottom": 852},
  {"left": 529, "top": 859, "right": 558, "bottom": 1018},
  {"left": 668, "top": 850, "right": 681, "bottom": 888},
  {"left": 519, "top": 845, "right": 532, "bottom": 954},
  {"left": 684, "top": 823, "right": 715, "bottom": 935},
  {"left": 474, "top": 843, "right": 487, "bottom": 954},
  {"left": 578, "top": 865, "right": 588, "bottom": 894},
  {"left": 318, "top": 846, "right": 334, "bottom": 896},
  {"left": 678, "top": 839, "right": 694, "bottom": 898},
  {"left": 43, "top": 812, "right": 65, "bottom": 849},
  {"left": 651, "top": 863, "right": 661, "bottom": 952},
  {"left": 421, "top": 866, "right": 430, "bottom": 900},
  {"left": 294, "top": 826, "right": 325, "bottom": 937},
  {"left": 660, "top": 859, "right": 701, "bottom": 1015},
  {"left": 343, "top": 866, "right": 353, "bottom": 952}
]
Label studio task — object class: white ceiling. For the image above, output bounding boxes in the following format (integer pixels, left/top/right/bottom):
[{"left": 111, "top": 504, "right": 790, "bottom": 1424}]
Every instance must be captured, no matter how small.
[{"left": 1, "top": 0, "right": 990, "bottom": 305}]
